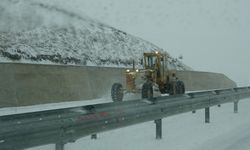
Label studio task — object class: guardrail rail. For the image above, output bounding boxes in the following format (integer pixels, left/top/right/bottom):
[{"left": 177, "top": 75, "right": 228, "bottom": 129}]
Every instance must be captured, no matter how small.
[{"left": 0, "top": 86, "right": 250, "bottom": 150}]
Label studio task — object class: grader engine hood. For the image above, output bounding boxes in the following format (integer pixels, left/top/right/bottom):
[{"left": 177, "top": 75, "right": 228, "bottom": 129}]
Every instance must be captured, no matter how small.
[
  {"left": 144, "top": 69, "right": 155, "bottom": 81},
  {"left": 125, "top": 69, "right": 145, "bottom": 92}
]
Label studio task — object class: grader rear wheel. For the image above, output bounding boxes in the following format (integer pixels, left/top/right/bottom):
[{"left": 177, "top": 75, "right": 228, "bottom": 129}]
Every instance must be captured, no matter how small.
[
  {"left": 111, "top": 83, "right": 124, "bottom": 102},
  {"left": 169, "top": 80, "right": 185, "bottom": 95},
  {"left": 176, "top": 80, "right": 185, "bottom": 94}
]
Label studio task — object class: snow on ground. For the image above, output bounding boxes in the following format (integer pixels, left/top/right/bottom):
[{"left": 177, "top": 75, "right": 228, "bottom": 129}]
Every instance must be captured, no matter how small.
[
  {"left": 0, "top": 93, "right": 143, "bottom": 116},
  {"left": 14, "top": 98, "right": 250, "bottom": 150},
  {"left": 0, "top": 98, "right": 110, "bottom": 116},
  {"left": 194, "top": 123, "right": 250, "bottom": 150}
]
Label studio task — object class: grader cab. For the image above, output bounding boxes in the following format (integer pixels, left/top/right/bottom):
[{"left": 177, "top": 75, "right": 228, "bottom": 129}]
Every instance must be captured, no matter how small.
[{"left": 111, "top": 51, "right": 185, "bottom": 102}]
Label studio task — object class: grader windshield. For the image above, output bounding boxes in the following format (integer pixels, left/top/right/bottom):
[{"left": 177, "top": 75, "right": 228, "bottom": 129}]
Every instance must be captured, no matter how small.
[
  {"left": 143, "top": 51, "right": 166, "bottom": 70},
  {"left": 144, "top": 53, "right": 158, "bottom": 69}
]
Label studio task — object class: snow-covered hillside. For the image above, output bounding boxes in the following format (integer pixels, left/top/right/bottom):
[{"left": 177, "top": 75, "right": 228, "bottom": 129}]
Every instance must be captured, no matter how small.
[{"left": 0, "top": 0, "right": 189, "bottom": 70}]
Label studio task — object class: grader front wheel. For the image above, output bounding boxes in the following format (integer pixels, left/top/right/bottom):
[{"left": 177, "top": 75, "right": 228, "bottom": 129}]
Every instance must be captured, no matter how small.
[
  {"left": 111, "top": 83, "right": 124, "bottom": 102},
  {"left": 141, "top": 82, "right": 153, "bottom": 99}
]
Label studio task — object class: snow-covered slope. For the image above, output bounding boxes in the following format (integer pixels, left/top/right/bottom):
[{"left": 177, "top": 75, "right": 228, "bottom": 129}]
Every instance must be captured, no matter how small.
[{"left": 0, "top": 0, "right": 189, "bottom": 70}]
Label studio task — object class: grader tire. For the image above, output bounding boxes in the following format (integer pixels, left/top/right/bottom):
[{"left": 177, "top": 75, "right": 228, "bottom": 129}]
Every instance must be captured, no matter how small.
[
  {"left": 142, "top": 82, "right": 153, "bottom": 99},
  {"left": 111, "top": 83, "right": 124, "bottom": 102},
  {"left": 168, "top": 82, "right": 175, "bottom": 95},
  {"left": 180, "top": 81, "right": 185, "bottom": 94}
]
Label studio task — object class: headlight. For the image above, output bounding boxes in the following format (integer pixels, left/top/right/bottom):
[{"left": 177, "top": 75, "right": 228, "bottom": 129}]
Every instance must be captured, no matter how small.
[
  {"left": 126, "top": 69, "right": 130, "bottom": 72},
  {"left": 136, "top": 69, "right": 139, "bottom": 72}
]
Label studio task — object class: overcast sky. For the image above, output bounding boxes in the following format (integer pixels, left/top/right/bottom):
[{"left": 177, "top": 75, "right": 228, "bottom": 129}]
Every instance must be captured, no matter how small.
[{"left": 59, "top": 0, "right": 250, "bottom": 86}]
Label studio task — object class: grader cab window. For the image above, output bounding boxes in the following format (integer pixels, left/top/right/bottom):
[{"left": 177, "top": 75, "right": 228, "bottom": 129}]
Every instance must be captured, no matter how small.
[
  {"left": 160, "top": 56, "right": 164, "bottom": 67},
  {"left": 145, "top": 55, "right": 157, "bottom": 69}
]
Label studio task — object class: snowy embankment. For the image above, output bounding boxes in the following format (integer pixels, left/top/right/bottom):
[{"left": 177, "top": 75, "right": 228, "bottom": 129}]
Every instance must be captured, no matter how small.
[
  {"left": 23, "top": 98, "right": 250, "bottom": 150},
  {"left": 0, "top": 0, "right": 189, "bottom": 70}
]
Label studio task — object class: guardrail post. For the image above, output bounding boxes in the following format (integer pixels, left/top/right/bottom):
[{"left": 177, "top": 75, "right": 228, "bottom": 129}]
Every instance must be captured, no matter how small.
[
  {"left": 234, "top": 101, "right": 238, "bottom": 113},
  {"left": 91, "top": 134, "right": 97, "bottom": 139},
  {"left": 55, "top": 142, "right": 64, "bottom": 150},
  {"left": 205, "top": 107, "right": 210, "bottom": 123},
  {"left": 155, "top": 119, "right": 162, "bottom": 139}
]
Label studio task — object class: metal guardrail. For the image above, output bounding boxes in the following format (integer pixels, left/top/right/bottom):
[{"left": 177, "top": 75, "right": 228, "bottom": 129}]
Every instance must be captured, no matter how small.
[{"left": 0, "top": 86, "right": 250, "bottom": 150}]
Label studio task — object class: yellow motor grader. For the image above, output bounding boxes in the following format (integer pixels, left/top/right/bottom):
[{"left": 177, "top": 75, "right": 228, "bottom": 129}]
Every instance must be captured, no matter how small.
[{"left": 111, "top": 51, "right": 185, "bottom": 102}]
